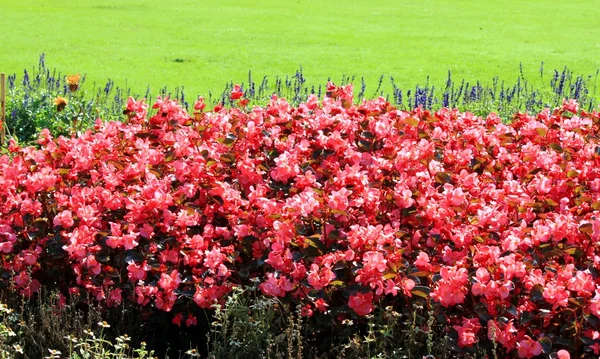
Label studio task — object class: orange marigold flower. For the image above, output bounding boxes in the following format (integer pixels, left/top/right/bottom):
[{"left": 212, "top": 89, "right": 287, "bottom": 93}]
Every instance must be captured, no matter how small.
[
  {"left": 66, "top": 74, "right": 80, "bottom": 92},
  {"left": 54, "top": 96, "right": 68, "bottom": 112}
]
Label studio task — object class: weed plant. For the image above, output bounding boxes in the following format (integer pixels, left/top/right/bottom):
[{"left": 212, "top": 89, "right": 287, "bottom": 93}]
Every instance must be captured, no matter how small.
[{"left": 0, "top": 283, "right": 508, "bottom": 358}]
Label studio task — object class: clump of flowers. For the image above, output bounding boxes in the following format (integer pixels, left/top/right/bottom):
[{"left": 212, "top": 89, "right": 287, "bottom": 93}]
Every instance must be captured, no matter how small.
[
  {"left": 66, "top": 74, "right": 81, "bottom": 92},
  {"left": 1, "top": 83, "right": 600, "bottom": 357},
  {"left": 53, "top": 96, "right": 68, "bottom": 112}
]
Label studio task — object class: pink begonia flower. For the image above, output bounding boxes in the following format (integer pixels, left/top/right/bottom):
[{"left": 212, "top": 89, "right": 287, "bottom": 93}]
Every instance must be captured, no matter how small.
[
  {"left": 204, "top": 248, "right": 226, "bottom": 270},
  {"left": 362, "top": 251, "right": 387, "bottom": 273},
  {"left": 590, "top": 342, "right": 600, "bottom": 355},
  {"left": 107, "top": 289, "right": 122, "bottom": 307},
  {"left": 121, "top": 233, "right": 139, "bottom": 250},
  {"left": 394, "top": 183, "right": 414, "bottom": 209},
  {"left": 186, "top": 315, "right": 198, "bottom": 327},
  {"left": 556, "top": 350, "right": 570, "bottom": 359},
  {"left": 307, "top": 263, "right": 335, "bottom": 290},
  {"left": 0, "top": 241, "right": 13, "bottom": 254},
  {"left": 348, "top": 292, "right": 374, "bottom": 316},
  {"left": 5, "top": 83, "right": 600, "bottom": 346},
  {"left": 259, "top": 273, "right": 293, "bottom": 297},
  {"left": 516, "top": 336, "right": 543, "bottom": 358},
  {"left": 443, "top": 183, "right": 466, "bottom": 207},
  {"left": 401, "top": 277, "right": 415, "bottom": 296},
  {"left": 127, "top": 261, "right": 150, "bottom": 282},
  {"left": 542, "top": 282, "right": 569, "bottom": 310},
  {"left": 452, "top": 317, "right": 481, "bottom": 348},
  {"left": 431, "top": 266, "right": 468, "bottom": 307},
  {"left": 158, "top": 270, "right": 181, "bottom": 292},
  {"left": 14, "top": 271, "right": 29, "bottom": 287},
  {"left": 414, "top": 252, "right": 432, "bottom": 271},
  {"left": 314, "top": 298, "right": 329, "bottom": 313},
  {"left": 172, "top": 313, "right": 184, "bottom": 327},
  {"left": 271, "top": 151, "right": 299, "bottom": 182},
  {"left": 155, "top": 291, "right": 177, "bottom": 312},
  {"left": 53, "top": 210, "right": 75, "bottom": 228},
  {"left": 327, "top": 188, "right": 352, "bottom": 212},
  {"left": 562, "top": 98, "right": 579, "bottom": 113},
  {"left": 230, "top": 84, "right": 243, "bottom": 100}
]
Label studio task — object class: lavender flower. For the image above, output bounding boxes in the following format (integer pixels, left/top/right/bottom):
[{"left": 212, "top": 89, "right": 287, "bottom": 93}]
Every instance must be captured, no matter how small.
[
  {"left": 7, "top": 74, "right": 15, "bottom": 90},
  {"left": 38, "top": 53, "right": 45, "bottom": 70},
  {"left": 22, "top": 70, "right": 30, "bottom": 87},
  {"left": 442, "top": 92, "right": 449, "bottom": 108}
]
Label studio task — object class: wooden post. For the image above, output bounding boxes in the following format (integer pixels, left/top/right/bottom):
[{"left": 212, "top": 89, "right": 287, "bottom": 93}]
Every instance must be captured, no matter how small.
[{"left": 0, "top": 73, "right": 5, "bottom": 146}]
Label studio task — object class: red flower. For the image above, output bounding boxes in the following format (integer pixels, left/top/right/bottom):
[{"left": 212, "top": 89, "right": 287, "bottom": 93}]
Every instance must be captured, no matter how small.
[
  {"left": 516, "top": 336, "right": 543, "bottom": 358},
  {"left": 230, "top": 84, "right": 243, "bottom": 100},
  {"left": 453, "top": 317, "right": 482, "bottom": 348},
  {"left": 194, "top": 96, "right": 206, "bottom": 111},
  {"left": 348, "top": 292, "right": 374, "bottom": 316}
]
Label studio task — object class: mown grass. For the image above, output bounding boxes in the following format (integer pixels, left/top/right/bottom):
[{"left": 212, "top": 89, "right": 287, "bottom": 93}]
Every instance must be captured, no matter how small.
[{"left": 2, "top": 0, "right": 600, "bottom": 97}]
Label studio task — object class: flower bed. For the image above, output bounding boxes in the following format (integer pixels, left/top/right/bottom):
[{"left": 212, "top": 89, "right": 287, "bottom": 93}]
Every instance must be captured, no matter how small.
[{"left": 1, "top": 83, "right": 600, "bottom": 357}]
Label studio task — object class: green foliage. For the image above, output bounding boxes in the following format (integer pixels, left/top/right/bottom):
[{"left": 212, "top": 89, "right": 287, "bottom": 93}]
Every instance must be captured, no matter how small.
[
  {"left": 5, "top": 56, "right": 600, "bottom": 146},
  {"left": 0, "top": 301, "right": 25, "bottom": 358},
  {"left": 0, "top": 286, "right": 148, "bottom": 359},
  {"left": 4, "top": 56, "right": 132, "bottom": 144},
  {"left": 0, "top": 278, "right": 505, "bottom": 358}
]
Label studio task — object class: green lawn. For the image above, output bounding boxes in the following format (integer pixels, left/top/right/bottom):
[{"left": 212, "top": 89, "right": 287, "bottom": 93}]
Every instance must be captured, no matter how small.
[{"left": 1, "top": 0, "right": 600, "bottom": 98}]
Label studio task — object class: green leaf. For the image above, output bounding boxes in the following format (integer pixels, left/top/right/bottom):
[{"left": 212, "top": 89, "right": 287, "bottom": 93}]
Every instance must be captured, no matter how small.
[
  {"left": 579, "top": 223, "right": 593, "bottom": 234},
  {"left": 545, "top": 198, "right": 558, "bottom": 207},
  {"left": 519, "top": 311, "right": 534, "bottom": 326},
  {"left": 408, "top": 270, "right": 430, "bottom": 277},
  {"left": 357, "top": 140, "right": 373, "bottom": 152},
  {"left": 220, "top": 152, "right": 236, "bottom": 164},
  {"left": 535, "top": 127, "right": 548, "bottom": 137},
  {"left": 530, "top": 284, "right": 544, "bottom": 301},
  {"left": 395, "top": 230, "right": 408, "bottom": 238},
  {"left": 304, "top": 235, "right": 326, "bottom": 252},
  {"left": 528, "top": 168, "right": 543, "bottom": 176},
  {"left": 383, "top": 272, "right": 397, "bottom": 280},
  {"left": 164, "top": 151, "right": 175, "bottom": 162},
  {"left": 217, "top": 133, "right": 237, "bottom": 146},
  {"left": 124, "top": 252, "right": 143, "bottom": 264},
  {"left": 567, "top": 169, "right": 579, "bottom": 178},
  {"left": 543, "top": 248, "right": 563, "bottom": 259},
  {"left": 405, "top": 117, "right": 419, "bottom": 127},
  {"left": 208, "top": 195, "right": 224, "bottom": 205},
  {"left": 418, "top": 128, "right": 430, "bottom": 139},
  {"left": 569, "top": 297, "right": 585, "bottom": 307},
  {"left": 565, "top": 246, "right": 584, "bottom": 259},
  {"left": 539, "top": 337, "right": 552, "bottom": 354},
  {"left": 547, "top": 143, "right": 563, "bottom": 152},
  {"left": 330, "top": 209, "right": 348, "bottom": 216},
  {"left": 435, "top": 171, "right": 452, "bottom": 184},
  {"left": 361, "top": 131, "right": 375, "bottom": 139},
  {"left": 107, "top": 160, "right": 125, "bottom": 170},
  {"left": 410, "top": 285, "right": 431, "bottom": 298}
]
